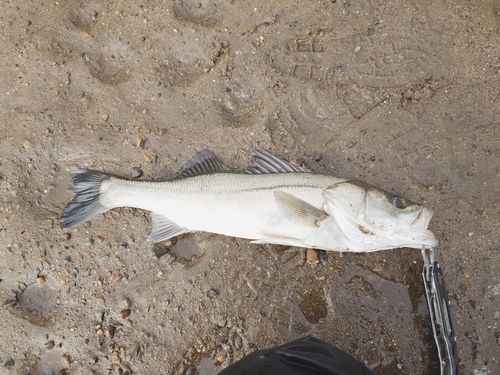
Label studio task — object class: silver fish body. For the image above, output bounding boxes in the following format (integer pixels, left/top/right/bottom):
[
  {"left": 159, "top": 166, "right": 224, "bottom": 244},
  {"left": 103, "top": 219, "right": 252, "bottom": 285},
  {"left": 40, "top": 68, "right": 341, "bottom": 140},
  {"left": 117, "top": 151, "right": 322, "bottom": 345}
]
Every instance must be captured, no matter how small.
[{"left": 60, "top": 149, "right": 438, "bottom": 252}]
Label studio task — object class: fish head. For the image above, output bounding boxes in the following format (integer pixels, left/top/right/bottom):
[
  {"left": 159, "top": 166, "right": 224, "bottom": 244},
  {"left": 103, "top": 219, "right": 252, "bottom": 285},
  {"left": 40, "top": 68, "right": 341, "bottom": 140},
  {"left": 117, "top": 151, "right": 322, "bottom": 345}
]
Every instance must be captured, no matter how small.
[{"left": 323, "top": 181, "right": 438, "bottom": 251}]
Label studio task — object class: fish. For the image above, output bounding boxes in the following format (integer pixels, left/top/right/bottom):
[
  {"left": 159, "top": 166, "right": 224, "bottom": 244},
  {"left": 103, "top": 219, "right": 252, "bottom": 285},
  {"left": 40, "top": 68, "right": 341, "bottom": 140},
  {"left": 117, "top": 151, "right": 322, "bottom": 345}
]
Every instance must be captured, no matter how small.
[{"left": 60, "top": 149, "right": 438, "bottom": 252}]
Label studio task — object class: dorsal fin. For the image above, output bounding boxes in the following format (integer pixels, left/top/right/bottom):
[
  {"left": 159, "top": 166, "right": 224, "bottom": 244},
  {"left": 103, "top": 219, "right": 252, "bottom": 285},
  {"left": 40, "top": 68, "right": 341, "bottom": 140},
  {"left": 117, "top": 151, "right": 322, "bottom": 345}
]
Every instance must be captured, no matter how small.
[
  {"left": 243, "top": 149, "right": 310, "bottom": 174},
  {"left": 176, "top": 149, "right": 230, "bottom": 179}
]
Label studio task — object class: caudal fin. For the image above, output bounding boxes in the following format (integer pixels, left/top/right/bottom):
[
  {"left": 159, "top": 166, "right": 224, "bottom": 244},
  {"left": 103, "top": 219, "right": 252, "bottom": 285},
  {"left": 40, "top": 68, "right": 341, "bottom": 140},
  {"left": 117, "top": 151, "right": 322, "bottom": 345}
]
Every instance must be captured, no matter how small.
[{"left": 60, "top": 169, "right": 110, "bottom": 229}]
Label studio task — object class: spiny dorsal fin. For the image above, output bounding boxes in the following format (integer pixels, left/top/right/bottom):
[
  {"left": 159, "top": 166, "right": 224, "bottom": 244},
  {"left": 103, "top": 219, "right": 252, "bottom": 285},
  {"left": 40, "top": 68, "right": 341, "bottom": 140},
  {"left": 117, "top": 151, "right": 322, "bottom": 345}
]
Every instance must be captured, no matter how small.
[
  {"left": 176, "top": 149, "right": 230, "bottom": 179},
  {"left": 274, "top": 190, "right": 328, "bottom": 227},
  {"left": 243, "top": 149, "right": 310, "bottom": 174}
]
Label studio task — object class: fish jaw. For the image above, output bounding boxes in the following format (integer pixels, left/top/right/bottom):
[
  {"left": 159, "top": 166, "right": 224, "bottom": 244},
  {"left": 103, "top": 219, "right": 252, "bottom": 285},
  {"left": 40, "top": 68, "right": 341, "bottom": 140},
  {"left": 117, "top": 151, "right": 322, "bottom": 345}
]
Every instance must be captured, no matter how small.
[{"left": 410, "top": 206, "right": 434, "bottom": 230}]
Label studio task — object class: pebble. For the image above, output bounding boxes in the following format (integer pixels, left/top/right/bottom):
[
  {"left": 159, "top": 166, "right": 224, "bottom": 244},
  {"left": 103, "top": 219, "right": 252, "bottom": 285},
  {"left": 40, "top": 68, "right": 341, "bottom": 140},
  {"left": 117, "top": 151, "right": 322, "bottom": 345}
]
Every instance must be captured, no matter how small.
[
  {"left": 102, "top": 114, "right": 109, "bottom": 121},
  {"left": 36, "top": 276, "right": 46, "bottom": 286},
  {"left": 159, "top": 128, "right": 167, "bottom": 135},
  {"left": 3, "top": 359, "right": 15, "bottom": 369},
  {"left": 136, "top": 135, "right": 143, "bottom": 148},
  {"left": 112, "top": 351, "right": 121, "bottom": 365},
  {"left": 143, "top": 153, "right": 151, "bottom": 163},
  {"left": 366, "top": 28, "right": 375, "bottom": 36},
  {"left": 354, "top": 45, "right": 361, "bottom": 52},
  {"left": 120, "top": 309, "right": 131, "bottom": 319},
  {"left": 127, "top": 235, "right": 135, "bottom": 244},
  {"left": 346, "top": 142, "right": 356, "bottom": 148},
  {"left": 61, "top": 353, "right": 71, "bottom": 367},
  {"left": 23, "top": 140, "right": 32, "bottom": 149},
  {"left": 131, "top": 168, "right": 143, "bottom": 178},
  {"left": 225, "top": 100, "right": 237, "bottom": 111},
  {"left": 234, "top": 335, "right": 243, "bottom": 349},
  {"left": 45, "top": 340, "right": 55, "bottom": 350},
  {"left": 216, "top": 354, "right": 225, "bottom": 363},
  {"left": 247, "top": 26, "right": 257, "bottom": 34},
  {"left": 306, "top": 249, "right": 319, "bottom": 263}
]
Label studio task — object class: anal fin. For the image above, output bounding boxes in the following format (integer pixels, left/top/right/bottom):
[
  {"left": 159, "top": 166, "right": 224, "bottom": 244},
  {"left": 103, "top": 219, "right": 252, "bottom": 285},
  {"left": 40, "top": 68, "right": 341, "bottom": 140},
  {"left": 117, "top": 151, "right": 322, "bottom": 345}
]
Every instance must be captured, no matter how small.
[
  {"left": 274, "top": 190, "right": 328, "bottom": 227},
  {"left": 148, "top": 212, "right": 188, "bottom": 242}
]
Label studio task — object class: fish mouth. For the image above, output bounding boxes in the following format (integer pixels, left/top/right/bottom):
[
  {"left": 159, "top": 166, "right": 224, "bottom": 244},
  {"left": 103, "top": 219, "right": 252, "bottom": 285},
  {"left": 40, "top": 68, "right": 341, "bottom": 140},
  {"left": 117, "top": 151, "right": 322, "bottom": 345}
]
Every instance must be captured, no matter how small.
[{"left": 410, "top": 207, "right": 434, "bottom": 229}]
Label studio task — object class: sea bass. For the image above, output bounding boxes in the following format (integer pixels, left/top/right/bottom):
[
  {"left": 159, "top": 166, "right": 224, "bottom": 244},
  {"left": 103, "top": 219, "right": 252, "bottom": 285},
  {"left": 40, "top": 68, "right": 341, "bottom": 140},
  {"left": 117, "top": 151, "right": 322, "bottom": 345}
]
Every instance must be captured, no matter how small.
[{"left": 60, "top": 149, "right": 438, "bottom": 252}]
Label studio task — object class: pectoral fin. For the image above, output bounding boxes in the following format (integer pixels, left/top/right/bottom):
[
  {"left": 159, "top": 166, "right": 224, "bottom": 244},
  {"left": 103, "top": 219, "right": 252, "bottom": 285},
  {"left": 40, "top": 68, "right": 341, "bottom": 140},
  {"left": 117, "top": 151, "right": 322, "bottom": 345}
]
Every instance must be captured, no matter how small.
[
  {"left": 274, "top": 190, "right": 328, "bottom": 227},
  {"left": 148, "top": 212, "right": 188, "bottom": 242}
]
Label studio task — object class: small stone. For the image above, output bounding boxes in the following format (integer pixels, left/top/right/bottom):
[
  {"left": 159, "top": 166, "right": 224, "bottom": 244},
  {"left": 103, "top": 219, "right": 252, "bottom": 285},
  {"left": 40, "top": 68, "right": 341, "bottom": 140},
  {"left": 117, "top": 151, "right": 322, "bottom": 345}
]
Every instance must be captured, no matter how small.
[
  {"left": 142, "top": 108, "right": 148, "bottom": 114},
  {"left": 107, "top": 325, "right": 115, "bottom": 337},
  {"left": 120, "top": 309, "right": 131, "bottom": 319},
  {"left": 4, "top": 359, "right": 15, "bottom": 369},
  {"left": 346, "top": 142, "right": 356, "bottom": 148},
  {"left": 45, "top": 341, "right": 55, "bottom": 350},
  {"left": 61, "top": 353, "right": 71, "bottom": 368},
  {"left": 143, "top": 153, "right": 151, "bottom": 163},
  {"left": 136, "top": 135, "right": 143, "bottom": 148},
  {"left": 306, "top": 248, "right": 319, "bottom": 263},
  {"left": 366, "top": 28, "right": 375, "bottom": 36},
  {"left": 23, "top": 140, "right": 32, "bottom": 149},
  {"left": 36, "top": 276, "right": 46, "bottom": 286},
  {"left": 159, "top": 128, "right": 167, "bottom": 135},
  {"left": 369, "top": 163, "right": 375, "bottom": 169},
  {"left": 354, "top": 45, "right": 361, "bottom": 52},
  {"left": 225, "top": 100, "right": 237, "bottom": 111},
  {"left": 234, "top": 335, "right": 243, "bottom": 349},
  {"left": 102, "top": 114, "right": 109, "bottom": 121},
  {"left": 247, "top": 26, "right": 257, "bottom": 34},
  {"left": 96, "top": 235, "right": 104, "bottom": 242},
  {"left": 111, "top": 351, "right": 121, "bottom": 365},
  {"left": 127, "top": 235, "right": 135, "bottom": 244},
  {"left": 131, "top": 168, "right": 143, "bottom": 178},
  {"left": 217, "top": 319, "right": 227, "bottom": 328},
  {"left": 216, "top": 354, "right": 225, "bottom": 363}
]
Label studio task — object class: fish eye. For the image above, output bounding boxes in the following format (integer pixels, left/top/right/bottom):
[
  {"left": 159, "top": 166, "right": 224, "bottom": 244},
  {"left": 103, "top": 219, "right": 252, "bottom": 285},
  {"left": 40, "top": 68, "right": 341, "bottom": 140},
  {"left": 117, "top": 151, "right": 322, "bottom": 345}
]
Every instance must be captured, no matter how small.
[{"left": 390, "top": 196, "right": 407, "bottom": 209}]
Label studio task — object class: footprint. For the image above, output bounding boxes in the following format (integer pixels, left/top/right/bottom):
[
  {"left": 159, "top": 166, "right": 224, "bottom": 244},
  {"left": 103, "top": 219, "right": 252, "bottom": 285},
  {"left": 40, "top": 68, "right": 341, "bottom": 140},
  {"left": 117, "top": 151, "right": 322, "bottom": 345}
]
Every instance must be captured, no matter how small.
[
  {"left": 70, "top": 1, "right": 102, "bottom": 31},
  {"left": 30, "top": 350, "right": 66, "bottom": 375},
  {"left": 18, "top": 283, "right": 57, "bottom": 318},
  {"left": 173, "top": 0, "right": 224, "bottom": 26},
  {"left": 83, "top": 40, "right": 136, "bottom": 84}
]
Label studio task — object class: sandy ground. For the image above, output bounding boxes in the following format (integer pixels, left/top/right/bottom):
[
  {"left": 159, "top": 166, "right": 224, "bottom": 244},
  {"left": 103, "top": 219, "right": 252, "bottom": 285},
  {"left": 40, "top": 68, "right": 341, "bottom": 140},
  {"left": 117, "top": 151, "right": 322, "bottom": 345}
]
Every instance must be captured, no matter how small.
[{"left": 1, "top": 0, "right": 499, "bottom": 374}]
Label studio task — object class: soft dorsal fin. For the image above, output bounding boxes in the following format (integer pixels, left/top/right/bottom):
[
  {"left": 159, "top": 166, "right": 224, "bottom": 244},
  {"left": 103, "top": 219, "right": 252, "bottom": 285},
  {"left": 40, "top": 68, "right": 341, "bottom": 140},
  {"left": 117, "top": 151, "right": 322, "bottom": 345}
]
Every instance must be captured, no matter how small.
[
  {"left": 243, "top": 149, "right": 310, "bottom": 174},
  {"left": 176, "top": 149, "right": 230, "bottom": 179}
]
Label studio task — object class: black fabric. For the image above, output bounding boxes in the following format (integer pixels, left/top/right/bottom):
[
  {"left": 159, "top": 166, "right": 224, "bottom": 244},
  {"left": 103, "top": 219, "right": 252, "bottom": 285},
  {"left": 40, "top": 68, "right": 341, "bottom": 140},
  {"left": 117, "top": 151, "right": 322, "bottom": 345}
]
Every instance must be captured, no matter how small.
[{"left": 219, "top": 336, "right": 374, "bottom": 375}]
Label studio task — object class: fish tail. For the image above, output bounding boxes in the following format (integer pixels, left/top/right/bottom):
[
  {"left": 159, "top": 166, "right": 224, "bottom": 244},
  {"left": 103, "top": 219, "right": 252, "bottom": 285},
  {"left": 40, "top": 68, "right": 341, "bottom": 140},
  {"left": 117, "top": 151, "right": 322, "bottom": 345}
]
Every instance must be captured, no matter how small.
[{"left": 60, "top": 169, "right": 111, "bottom": 229}]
